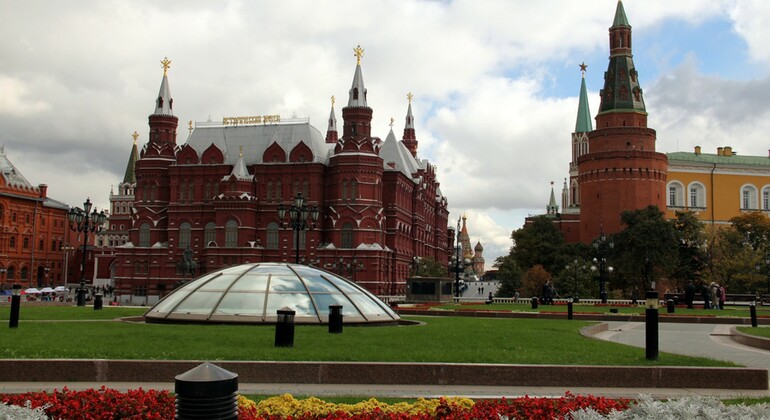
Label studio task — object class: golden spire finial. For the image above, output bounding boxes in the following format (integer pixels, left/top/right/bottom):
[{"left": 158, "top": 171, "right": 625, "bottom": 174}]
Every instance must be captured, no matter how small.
[
  {"left": 389, "top": 117, "right": 394, "bottom": 127},
  {"left": 239, "top": 146, "right": 244, "bottom": 157},
  {"left": 353, "top": 45, "right": 364, "bottom": 65},
  {"left": 132, "top": 131, "right": 139, "bottom": 144},
  {"left": 161, "top": 57, "right": 172, "bottom": 75},
  {"left": 579, "top": 62, "right": 588, "bottom": 77},
  {"left": 407, "top": 92, "right": 414, "bottom": 104},
  {"left": 331, "top": 95, "right": 335, "bottom": 108},
  {"left": 188, "top": 120, "right": 193, "bottom": 134}
]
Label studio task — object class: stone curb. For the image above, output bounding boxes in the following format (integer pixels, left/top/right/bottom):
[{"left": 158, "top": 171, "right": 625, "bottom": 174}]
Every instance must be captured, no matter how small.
[
  {"left": 730, "top": 327, "right": 770, "bottom": 351},
  {"left": 395, "top": 308, "right": 770, "bottom": 325},
  {"left": 0, "top": 360, "right": 766, "bottom": 390}
]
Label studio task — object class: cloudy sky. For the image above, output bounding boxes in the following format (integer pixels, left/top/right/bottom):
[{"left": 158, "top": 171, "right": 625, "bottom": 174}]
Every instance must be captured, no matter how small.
[{"left": 2, "top": 0, "right": 770, "bottom": 269}]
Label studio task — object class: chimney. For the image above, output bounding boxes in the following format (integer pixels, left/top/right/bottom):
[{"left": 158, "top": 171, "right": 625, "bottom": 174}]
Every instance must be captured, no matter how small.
[
  {"left": 717, "top": 147, "right": 724, "bottom": 156},
  {"left": 38, "top": 184, "right": 48, "bottom": 199},
  {"left": 724, "top": 146, "right": 733, "bottom": 156},
  {"left": 694, "top": 146, "right": 701, "bottom": 155}
]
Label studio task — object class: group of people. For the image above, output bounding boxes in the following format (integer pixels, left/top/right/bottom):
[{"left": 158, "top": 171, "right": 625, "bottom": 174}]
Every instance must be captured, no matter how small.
[
  {"left": 684, "top": 281, "right": 725, "bottom": 309},
  {"left": 540, "top": 281, "right": 557, "bottom": 305}
]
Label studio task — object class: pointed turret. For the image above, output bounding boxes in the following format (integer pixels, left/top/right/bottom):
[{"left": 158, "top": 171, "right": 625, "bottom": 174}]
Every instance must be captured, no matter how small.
[
  {"left": 123, "top": 132, "right": 140, "bottom": 184},
  {"left": 230, "top": 146, "right": 251, "bottom": 181},
  {"left": 547, "top": 181, "right": 559, "bottom": 215},
  {"left": 338, "top": 45, "right": 375, "bottom": 153},
  {"left": 575, "top": 64, "right": 593, "bottom": 133},
  {"left": 401, "top": 92, "right": 418, "bottom": 158},
  {"left": 347, "top": 45, "right": 368, "bottom": 108},
  {"left": 146, "top": 57, "right": 179, "bottom": 154},
  {"left": 154, "top": 57, "right": 174, "bottom": 116},
  {"left": 598, "top": 0, "right": 646, "bottom": 118},
  {"left": 325, "top": 95, "right": 338, "bottom": 144}
]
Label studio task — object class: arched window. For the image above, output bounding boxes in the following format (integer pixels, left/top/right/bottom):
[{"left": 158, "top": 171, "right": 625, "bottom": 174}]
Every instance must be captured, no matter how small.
[
  {"left": 38, "top": 239, "right": 44, "bottom": 251},
  {"left": 667, "top": 182, "right": 684, "bottom": 208},
  {"left": 51, "top": 239, "right": 56, "bottom": 251},
  {"left": 266, "top": 181, "right": 273, "bottom": 201},
  {"left": 204, "top": 222, "right": 216, "bottom": 247},
  {"left": 350, "top": 180, "right": 358, "bottom": 201},
  {"left": 23, "top": 238, "right": 29, "bottom": 250},
  {"left": 20, "top": 267, "right": 28, "bottom": 280},
  {"left": 188, "top": 182, "right": 195, "bottom": 201},
  {"left": 762, "top": 186, "right": 770, "bottom": 210},
  {"left": 688, "top": 183, "right": 706, "bottom": 209},
  {"left": 342, "top": 181, "right": 348, "bottom": 200},
  {"left": 341, "top": 222, "right": 354, "bottom": 248},
  {"left": 139, "top": 223, "right": 151, "bottom": 247},
  {"left": 9, "top": 236, "right": 15, "bottom": 249},
  {"left": 204, "top": 181, "right": 211, "bottom": 200},
  {"left": 275, "top": 181, "right": 282, "bottom": 200},
  {"left": 741, "top": 185, "right": 758, "bottom": 210},
  {"left": 179, "top": 222, "right": 191, "bottom": 249},
  {"left": 225, "top": 220, "right": 238, "bottom": 248},
  {"left": 302, "top": 180, "right": 309, "bottom": 198},
  {"left": 179, "top": 181, "right": 186, "bottom": 201},
  {"left": 266, "top": 222, "right": 279, "bottom": 249},
  {"left": 6, "top": 267, "right": 14, "bottom": 281}
]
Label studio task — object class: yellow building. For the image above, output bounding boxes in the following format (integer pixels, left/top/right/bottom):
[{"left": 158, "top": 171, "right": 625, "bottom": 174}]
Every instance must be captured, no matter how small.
[{"left": 665, "top": 146, "right": 770, "bottom": 227}]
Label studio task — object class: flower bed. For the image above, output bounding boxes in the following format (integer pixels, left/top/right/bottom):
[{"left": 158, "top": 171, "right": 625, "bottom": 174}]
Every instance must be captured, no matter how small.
[{"left": 1, "top": 388, "right": 631, "bottom": 419}]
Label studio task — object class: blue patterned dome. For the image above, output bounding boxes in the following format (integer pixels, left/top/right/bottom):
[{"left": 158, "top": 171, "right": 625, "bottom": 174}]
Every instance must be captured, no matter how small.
[{"left": 144, "top": 263, "right": 399, "bottom": 325}]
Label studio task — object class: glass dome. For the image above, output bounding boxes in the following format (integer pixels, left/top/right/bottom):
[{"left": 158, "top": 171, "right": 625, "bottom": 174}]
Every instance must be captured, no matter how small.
[{"left": 144, "top": 263, "right": 400, "bottom": 325}]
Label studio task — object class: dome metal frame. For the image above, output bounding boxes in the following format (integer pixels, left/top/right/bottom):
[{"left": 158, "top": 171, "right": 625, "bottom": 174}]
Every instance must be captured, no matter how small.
[{"left": 144, "top": 262, "right": 400, "bottom": 325}]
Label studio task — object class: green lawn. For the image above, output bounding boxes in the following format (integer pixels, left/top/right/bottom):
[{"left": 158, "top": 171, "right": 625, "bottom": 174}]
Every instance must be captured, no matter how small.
[
  {"left": 0, "top": 305, "right": 146, "bottom": 321},
  {"left": 435, "top": 302, "right": 768, "bottom": 317},
  {"left": 0, "top": 307, "right": 735, "bottom": 367},
  {"left": 736, "top": 326, "right": 770, "bottom": 339}
]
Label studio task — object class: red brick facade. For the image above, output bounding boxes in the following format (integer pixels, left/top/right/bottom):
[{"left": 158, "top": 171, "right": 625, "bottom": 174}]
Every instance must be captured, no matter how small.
[{"left": 113, "top": 53, "right": 450, "bottom": 302}]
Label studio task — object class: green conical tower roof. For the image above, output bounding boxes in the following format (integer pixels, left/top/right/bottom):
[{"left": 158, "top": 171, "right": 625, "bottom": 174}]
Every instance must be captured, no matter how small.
[
  {"left": 612, "top": 1, "right": 630, "bottom": 28},
  {"left": 123, "top": 132, "right": 139, "bottom": 184},
  {"left": 575, "top": 64, "right": 593, "bottom": 133}
]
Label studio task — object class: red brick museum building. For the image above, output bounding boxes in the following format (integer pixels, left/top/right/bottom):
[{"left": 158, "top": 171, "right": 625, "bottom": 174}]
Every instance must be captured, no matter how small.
[{"left": 113, "top": 50, "right": 451, "bottom": 302}]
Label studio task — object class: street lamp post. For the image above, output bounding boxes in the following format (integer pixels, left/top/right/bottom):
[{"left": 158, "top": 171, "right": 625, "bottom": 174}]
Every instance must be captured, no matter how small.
[
  {"left": 591, "top": 231, "right": 614, "bottom": 304},
  {"left": 449, "top": 217, "right": 470, "bottom": 298},
  {"left": 765, "top": 252, "right": 770, "bottom": 302},
  {"left": 278, "top": 192, "right": 320, "bottom": 264},
  {"left": 62, "top": 244, "right": 74, "bottom": 288},
  {"left": 67, "top": 198, "right": 107, "bottom": 307},
  {"left": 0, "top": 267, "right": 7, "bottom": 292},
  {"left": 565, "top": 259, "right": 586, "bottom": 303}
]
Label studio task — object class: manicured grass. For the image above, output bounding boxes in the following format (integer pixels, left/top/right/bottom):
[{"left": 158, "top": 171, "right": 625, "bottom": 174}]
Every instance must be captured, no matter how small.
[
  {"left": 0, "top": 305, "right": 147, "bottom": 320},
  {"left": 1, "top": 313, "right": 735, "bottom": 367},
  {"left": 435, "top": 302, "right": 769, "bottom": 317},
  {"left": 735, "top": 326, "right": 770, "bottom": 339}
]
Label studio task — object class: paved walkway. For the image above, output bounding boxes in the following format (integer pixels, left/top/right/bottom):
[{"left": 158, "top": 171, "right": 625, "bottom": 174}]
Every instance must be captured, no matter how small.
[{"left": 594, "top": 322, "right": 770, "bottom": 371}]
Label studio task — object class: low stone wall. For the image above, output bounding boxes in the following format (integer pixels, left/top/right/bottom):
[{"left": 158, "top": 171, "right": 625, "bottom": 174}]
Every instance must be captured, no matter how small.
[
  {"left": 395, "top": 308, "right": 770, "bottom": 325},
  {"left": 0, "top": 360, "right": 766, "bottom": 390},
  {"left": 731, "top": 327, "right": 770, "bottom": 351}
]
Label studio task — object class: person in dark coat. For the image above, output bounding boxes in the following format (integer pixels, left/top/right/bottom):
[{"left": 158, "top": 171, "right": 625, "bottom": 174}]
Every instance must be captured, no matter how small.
[{"left": 684, "top": 280, "right": 696, "bottom": 309}]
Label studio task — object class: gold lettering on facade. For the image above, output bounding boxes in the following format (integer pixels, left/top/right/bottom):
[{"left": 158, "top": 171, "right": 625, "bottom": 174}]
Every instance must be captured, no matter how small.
[{"left": 221, "top": 115, "right": 281, "bottom": 126}]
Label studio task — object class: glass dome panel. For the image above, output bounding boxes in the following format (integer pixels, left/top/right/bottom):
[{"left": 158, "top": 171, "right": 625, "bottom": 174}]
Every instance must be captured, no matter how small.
[
  {"left": 214, "top": 292, "right": 266, "bottom": 316},
  {"left": 173, "top": 291, "right": 223, "bottom": 315},
  {"left": 144, "top": 263, "right": 399, "bottom": 325}
]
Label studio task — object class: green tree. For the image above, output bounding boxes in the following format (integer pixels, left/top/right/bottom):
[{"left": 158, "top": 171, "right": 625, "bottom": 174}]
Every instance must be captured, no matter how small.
[
  {"left": 493, "top": 254, "right": 522, "bottom": 298},
  {"left": 612, "top": 206, "right": 678, "bottom": 292},
  {"left": 522, "top": 264, "right": 552, "bottom": 297},
  {"left": 709, "top": 224, "right": 765, "bottom": 294},
  {"left": 510, "top": 216, "right": 565, "bottom": 274},
  {"left": 670, "top": 210, "right": 706, "bottom": 291},
  {"left": 413, "top": 257, "right": 449, "bottom": 278},
  {"left": 728, "top": 212, "right": 770, "bottom": 250}
]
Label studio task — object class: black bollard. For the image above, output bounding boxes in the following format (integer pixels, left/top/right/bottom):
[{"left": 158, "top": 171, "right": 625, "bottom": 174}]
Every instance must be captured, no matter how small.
[
  {"left": 93, "top": 293, "right": 103, "bottom": 311},
  {"left": 9, "top": 284, "right": 22, "bottom": 328},
  {"left": 666, "top": 299, "right": 674, "bottom": 314},
  {"left": 645, "top": 291, "right": 659, "bottom": 361},
  {"left": 531, "top": 296, "right": 539, "bottom": 309},
  {"left": 328, "top": 304, "right": 343, "bottom": 334},
  {"left": 175, "top": 362, "right": 238, "bottom": 420},
  {"left": 567, "top": 299, "right": 573, "bottom": 320},
  {"left": 751, "top": 301, "right": 758, "bottom": 328},
  {"left": 275, "top": 307, "right": 295, "bottom": 347}
]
